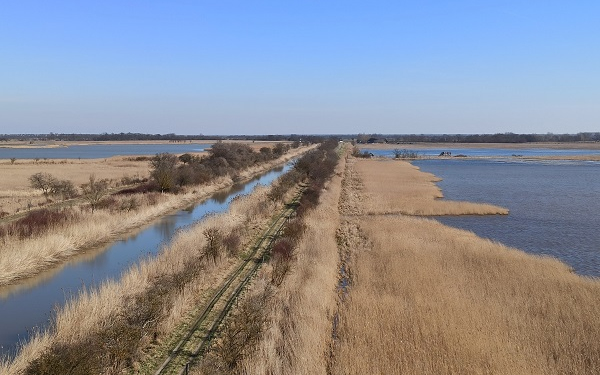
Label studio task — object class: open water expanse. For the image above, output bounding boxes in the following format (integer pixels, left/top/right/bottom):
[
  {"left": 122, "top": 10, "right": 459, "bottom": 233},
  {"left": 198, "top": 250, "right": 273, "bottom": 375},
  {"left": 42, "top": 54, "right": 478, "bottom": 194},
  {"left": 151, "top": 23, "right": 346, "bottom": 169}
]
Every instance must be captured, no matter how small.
[
  {"left": 0, "top": 143, "right": 212, "bottom": 159},
  {"left": 0, "top": 163, "right": 290, "bottom": 358},
  {"left": 413, "top": 158, "right": 600, "bottom": 278},
  {"left": 366, "top": 147, "right": 600, "bottom": 159}
]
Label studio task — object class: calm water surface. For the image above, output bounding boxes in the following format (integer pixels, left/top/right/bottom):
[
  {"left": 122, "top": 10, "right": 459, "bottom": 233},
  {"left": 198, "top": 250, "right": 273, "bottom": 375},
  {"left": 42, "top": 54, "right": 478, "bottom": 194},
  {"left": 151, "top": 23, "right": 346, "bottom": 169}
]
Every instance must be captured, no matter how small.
[
  {"left": 0, "top": 163, "right": 290, "bottom": 357},
  {"left": 413, "top": 159, "right": 600, "bottom": 278},
  {"left": 0, "top": 143, "right": 211, "bottom": 159},
  {"left": 366, "top": 147, "right": 600, "bottom": 158}
]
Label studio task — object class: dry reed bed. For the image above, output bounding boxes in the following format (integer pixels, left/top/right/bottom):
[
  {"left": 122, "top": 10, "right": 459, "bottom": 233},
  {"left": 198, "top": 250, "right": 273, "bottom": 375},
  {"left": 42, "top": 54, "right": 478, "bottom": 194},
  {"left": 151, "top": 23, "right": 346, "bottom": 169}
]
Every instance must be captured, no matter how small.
[
  {"left": 354, "top": 158, "right": 508, "bottom": 216},
  {"left": 329, "top": 156, "right": 600, "bottom": 374},
  {"left": 0, "top": 148, "right": 309, "bottom": 287},
  {"left": 332, "top": 216, "right": 600, "bottom": 375},
  {"left": 0, "top": 180, "right": 279, "bottom": 374},
  {"left": 232, "top": 154, "right": 347, "bottom": 375}
]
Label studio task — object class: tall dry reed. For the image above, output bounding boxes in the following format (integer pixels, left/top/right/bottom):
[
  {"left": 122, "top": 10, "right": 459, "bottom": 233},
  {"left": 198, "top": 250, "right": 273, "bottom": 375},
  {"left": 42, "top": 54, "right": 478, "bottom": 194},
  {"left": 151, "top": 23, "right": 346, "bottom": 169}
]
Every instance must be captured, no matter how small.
[
  {"left": 331, "top": 216, "right": 600, "bottom": 375},
  {"left": 354, "top": 158, "right": 508, "bottom": 216},
  {"left": 0, "top": 147, "right": 310, "bottom": 287},
  {"left": 330, "top": 156, "right": 600, "bottom": 375},
  {"left": 233, "top": 153, "right": 347, "bottom": 375},
  {"left": 0, "top": 155, "right": 302, "bottom": 374}
]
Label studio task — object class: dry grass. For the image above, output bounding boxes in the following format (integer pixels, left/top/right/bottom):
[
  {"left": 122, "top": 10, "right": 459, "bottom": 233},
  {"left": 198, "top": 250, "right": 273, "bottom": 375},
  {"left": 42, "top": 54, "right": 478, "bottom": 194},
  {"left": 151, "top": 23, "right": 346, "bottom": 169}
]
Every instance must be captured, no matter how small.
[
  {"left": 329, "top": 156, "right": 600, "bottom": 375},
  {"left": 0, "top": 179, "right": 279, "bottom": 374},
  {"left": 354, "top": 158, "right": 508, "bottom": 215},
  {"left": 0, "top": 148, "right": 309, "bottom": 287},
  {"left": 331, "top": 216, "right": 600, "bottom": 375},
  {"left": 0, "top": 155, "right": 150, "bottom": 214},
  {"left": 234, "top": 153, "right": 346, "bottom": 375}
]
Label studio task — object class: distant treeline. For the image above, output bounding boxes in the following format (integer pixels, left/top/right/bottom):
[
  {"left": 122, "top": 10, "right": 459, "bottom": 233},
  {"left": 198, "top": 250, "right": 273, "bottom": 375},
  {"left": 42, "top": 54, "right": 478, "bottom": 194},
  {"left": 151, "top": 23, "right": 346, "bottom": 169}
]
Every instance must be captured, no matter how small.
[
  {"left": 0, "top": 133, "right": 315, "bottom": 142},
  {"left": 1, "top": 132, "right": 599, "bottom": 144},
  {"left": 354, "top": 132, "right": 600, "bottom": 144}
]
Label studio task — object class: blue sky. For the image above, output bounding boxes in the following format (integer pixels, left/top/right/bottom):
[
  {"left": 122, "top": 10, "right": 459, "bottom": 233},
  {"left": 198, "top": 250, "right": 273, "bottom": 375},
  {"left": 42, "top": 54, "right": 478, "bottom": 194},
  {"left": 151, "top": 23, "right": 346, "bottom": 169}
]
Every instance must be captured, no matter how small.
[{"left": 1, "top": 1, "right": 599, "bottom": 135}]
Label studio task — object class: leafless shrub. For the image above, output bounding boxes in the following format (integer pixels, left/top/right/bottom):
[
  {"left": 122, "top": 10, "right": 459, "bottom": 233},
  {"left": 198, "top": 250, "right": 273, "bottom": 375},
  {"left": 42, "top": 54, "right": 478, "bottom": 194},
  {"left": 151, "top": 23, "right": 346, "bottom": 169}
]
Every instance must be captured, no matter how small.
[
  {"left": 271, "top": 238, "right": 295, "bottom": 286},
  {"left": 223, "top": 231, "right": 241, "bottom": 256},
  {"left": 206, "top": 285, "right": 273, "bottom": 373},
  {"left": 203, "top": 228, "right": 224, "bottom": 263}
]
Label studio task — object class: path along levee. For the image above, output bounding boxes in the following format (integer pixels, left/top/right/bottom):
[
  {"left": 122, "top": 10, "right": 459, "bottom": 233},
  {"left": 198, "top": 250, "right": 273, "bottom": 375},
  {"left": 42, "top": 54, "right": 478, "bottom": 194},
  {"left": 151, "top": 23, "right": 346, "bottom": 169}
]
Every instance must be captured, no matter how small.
[{"left": 329, "top": 158, "right": 600, "bottom": 375}]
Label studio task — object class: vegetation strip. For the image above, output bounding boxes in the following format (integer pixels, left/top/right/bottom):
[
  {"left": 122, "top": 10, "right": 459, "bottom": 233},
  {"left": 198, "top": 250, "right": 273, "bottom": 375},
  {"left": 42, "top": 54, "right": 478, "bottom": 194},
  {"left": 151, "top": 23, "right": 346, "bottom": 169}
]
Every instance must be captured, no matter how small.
[{"left": 153, "top": 186, "right": 305, "bottom": 375}]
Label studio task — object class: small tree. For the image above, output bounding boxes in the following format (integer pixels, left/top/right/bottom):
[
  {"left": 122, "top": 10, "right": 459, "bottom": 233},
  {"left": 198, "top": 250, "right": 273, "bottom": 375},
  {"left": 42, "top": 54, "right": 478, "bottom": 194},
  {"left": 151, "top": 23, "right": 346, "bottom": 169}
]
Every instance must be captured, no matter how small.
[
  {"left": 203, "top": 228, "right": 223, "bottom": 263},
  {"left": 81, "top": 174, "right": 109, "bottom": 212},
  {"left": 151, "top": 153, "right": 178, "bottom": 192},
  {"left": 29, "top": 172, "right": 56, "bottom": 198},
  {"left": 50, "top": 179, "right": 77, "bottom": 201}
]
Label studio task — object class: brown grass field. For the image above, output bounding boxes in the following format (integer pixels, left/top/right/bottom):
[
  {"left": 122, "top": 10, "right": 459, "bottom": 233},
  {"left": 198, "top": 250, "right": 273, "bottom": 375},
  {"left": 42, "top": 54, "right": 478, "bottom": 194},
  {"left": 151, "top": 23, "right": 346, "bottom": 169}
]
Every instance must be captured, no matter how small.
[
  {"left": 328, "top": 157, "right": 600, "bottom": 375},
  {"left": 0, "top": 156, "right": 152, "bottom": 215},
  {"left": 0, "top": 147, "right": 309, "bottom": 287},
  {"left": 230, "top": 152, "right": 600, "bottom": 375},
  {"left": 354, "top": 159, "right": 508, "bottom": 216},
  {"left": 5, "top": 145, "right": 600, "bottom": 374}
]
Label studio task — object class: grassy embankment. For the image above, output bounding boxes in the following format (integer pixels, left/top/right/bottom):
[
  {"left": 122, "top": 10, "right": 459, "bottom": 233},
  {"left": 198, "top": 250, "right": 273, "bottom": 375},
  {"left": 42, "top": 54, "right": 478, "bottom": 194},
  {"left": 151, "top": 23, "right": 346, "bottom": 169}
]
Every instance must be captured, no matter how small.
[
  {"left": 0, "top": 147, "right": 309, "bottom": 287},
  {"left": 1, "top": 151, "right": 307, "bottom": 374},
  {"left": 330, "top": 158, "right": 600, "bottom": 374},
  {"left": 192, "top": 142, "right": 345, "bottom": 375},
  {"left": 222, "top": 154, "right": 600, "bottom": 375}
]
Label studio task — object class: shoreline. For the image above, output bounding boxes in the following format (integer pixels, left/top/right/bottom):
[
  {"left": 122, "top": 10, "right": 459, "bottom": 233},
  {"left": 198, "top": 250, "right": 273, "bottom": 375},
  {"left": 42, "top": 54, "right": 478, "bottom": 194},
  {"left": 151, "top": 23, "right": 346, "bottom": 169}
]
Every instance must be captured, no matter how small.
[
  {"left": 0, "top": 146, "right": 312, "bottom": 288},
  {"left": 359, "top": 141, "right": 600, "bottom": 150},
  {"left": 0, "top": 139, "right": 289, "bottom": 149}
]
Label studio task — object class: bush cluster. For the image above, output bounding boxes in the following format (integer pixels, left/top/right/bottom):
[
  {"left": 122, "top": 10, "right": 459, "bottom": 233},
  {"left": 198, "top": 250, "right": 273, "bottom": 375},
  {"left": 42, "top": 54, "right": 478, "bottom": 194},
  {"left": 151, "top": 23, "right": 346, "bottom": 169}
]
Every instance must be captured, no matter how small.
[
  {"left": 150, "top": 142, "right": 292, "bottom": 192},
  {"left": 0, "top": 208, "right": 78, "bottom": 240}
]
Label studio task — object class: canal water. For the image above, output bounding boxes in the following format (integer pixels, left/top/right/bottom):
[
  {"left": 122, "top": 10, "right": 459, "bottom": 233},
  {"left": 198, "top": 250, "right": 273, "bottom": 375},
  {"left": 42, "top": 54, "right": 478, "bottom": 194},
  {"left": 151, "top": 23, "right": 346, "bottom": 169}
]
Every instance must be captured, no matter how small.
[
  {"left": 0, "top": 163, "right": 290, "bottom": 357},
  {"left": 0, "top": 143, "right": 212, "bottom": 160},
  {"left": 413, "top": 158, "right": 600, "bottom": 278}
]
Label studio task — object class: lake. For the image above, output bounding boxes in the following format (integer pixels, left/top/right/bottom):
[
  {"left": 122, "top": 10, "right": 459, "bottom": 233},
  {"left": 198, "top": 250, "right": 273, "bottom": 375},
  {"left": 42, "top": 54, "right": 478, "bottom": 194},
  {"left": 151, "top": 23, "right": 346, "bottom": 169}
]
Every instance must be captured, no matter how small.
[
  {"left": 413, "top": 158, "right": 600, "bottom": 278},
  {"left": 0, "top": 143, "right": 212, "bottom": 160},
  {"left": 365, "top": 147, "right": 600, "bottom": 159}
]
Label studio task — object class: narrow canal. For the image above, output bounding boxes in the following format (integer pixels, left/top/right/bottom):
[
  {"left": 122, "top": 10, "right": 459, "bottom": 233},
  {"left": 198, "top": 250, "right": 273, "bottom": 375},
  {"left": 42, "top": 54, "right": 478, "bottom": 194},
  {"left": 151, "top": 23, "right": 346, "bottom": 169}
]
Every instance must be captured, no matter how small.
[{"left": 0, "top": 163, "right": 291, "bottom": 358}]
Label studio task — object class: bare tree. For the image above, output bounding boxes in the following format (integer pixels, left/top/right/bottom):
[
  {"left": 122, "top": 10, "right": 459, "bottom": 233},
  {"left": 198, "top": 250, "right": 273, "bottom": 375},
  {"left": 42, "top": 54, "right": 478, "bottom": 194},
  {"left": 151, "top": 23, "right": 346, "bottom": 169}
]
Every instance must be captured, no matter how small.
[
  {"left": 151, "top": 153, "right": 178, "bottom": 192},
  {"left": 29, "top": 172, "right": 56, "bottom": 198},
  {"left": 81, "top": 174, "right": 109, "bottom": 212},
  {"left": 203, "top": 228, "right": 223, "bottom": 263}
]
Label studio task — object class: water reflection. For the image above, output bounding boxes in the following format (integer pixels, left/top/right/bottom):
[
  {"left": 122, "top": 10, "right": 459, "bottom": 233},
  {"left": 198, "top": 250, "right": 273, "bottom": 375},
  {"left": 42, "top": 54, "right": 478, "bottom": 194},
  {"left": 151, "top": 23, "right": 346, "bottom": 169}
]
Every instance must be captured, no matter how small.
[{"left": 0, "top": 162, "right": 292, "bottom": 357}]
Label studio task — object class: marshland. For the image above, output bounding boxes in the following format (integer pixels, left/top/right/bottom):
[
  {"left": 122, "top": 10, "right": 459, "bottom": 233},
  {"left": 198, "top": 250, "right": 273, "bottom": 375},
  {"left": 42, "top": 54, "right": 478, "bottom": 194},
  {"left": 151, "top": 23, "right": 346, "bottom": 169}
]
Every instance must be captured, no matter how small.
[{"left": 1, "top": 139, "right": 600, "bottom": 375}]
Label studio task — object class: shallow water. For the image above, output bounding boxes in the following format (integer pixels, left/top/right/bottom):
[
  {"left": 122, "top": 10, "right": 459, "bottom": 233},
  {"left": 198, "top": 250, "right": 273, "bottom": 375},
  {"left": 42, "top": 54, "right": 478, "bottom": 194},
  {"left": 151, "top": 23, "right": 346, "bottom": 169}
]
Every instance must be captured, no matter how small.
[
  {"left": 0, "top": 163, "right": 290, "bottom": 357},
  {"left": 413, "top": 158, "right": 600, "bottom": 278},
  {"left": 365, "top": 147, "right": 600, "bottom": 159},
  {"left": 0, "top": 143, "right": 211, "bottom": 159}
]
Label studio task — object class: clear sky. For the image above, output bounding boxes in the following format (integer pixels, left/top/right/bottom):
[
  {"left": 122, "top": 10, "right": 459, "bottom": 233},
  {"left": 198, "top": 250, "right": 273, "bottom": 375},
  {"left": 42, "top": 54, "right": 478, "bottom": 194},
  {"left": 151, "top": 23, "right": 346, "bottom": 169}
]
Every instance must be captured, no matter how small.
[{"left": 1, "top": 1, "right": 599, "bottom": 135}]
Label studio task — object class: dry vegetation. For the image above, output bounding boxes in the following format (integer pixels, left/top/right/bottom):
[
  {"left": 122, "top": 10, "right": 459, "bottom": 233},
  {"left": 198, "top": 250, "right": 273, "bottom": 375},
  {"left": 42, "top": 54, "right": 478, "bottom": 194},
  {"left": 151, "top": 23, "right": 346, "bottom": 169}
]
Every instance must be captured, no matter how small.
[
  {"left": 217, "top": 146, "right": 346, "bottom": 375},
  {"left": 0, "top": 147, "right": 309, "bottom": 287},
  {"left": 328, "top": 157, "right": 600, "bottom": 375},
  {"left": 0, "top": 156, "right": 150, "bottom": 215},
  {"left": 0, "top": 175, "right": 283, "bottom": 374},
  {"left": 332, "top": 216, "right": 600, "bottom": 375},
  {"left": 354, "top": 158, "right": 508, "bottom": 215}
]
